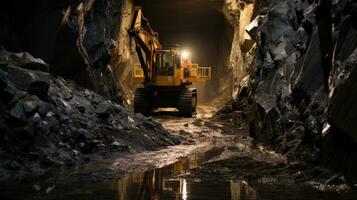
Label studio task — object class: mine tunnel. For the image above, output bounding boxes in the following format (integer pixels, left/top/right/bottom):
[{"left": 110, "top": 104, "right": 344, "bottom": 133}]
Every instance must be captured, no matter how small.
[
  {"left": 1, "top": 0, "right": 357, "bottom": 199},
  {"left": 136, "top": 0, "right": 234, "bottom": 104}
]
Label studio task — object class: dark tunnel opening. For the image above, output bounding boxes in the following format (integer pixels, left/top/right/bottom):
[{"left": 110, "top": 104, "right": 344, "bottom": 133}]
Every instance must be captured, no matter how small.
[{"left": 135, "top": 0, "right": 235, "bottom": 105}]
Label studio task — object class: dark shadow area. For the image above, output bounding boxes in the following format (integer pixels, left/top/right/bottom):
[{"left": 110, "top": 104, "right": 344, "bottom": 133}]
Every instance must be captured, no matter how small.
[
  {"left": 0, "top": 1, "right": 121, "bottom": 100},
  {"left": 321, "top": 126, "right": 357, "bottom": 183},
  {"left": 0, "top": 1, "right": 65, "bottom": 62}
]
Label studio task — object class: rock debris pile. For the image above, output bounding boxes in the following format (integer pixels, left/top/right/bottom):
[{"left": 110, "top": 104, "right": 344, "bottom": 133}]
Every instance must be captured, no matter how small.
[{"left": 0, "top": 49, "right": 179, "bottom": 179}]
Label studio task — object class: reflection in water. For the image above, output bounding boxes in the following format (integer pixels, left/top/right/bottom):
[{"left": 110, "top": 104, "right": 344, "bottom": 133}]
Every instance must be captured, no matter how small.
[
  {"left": 116, "top": 148, "right": 225, "bottom": 200},
  {"left": 115, "top": 147, "right": 257, "bottom": 200},
  {"left": 182, "top": 179, "right": 187, "bottom": 200},
  {"left": 2, "top": 146, "right": 357, "bottom": 200},
  {"left": 230, "top": 180, "right": 256, "bottom": 200},
  {"left": 116, "top": 158, "right": 196, "bottom": 200},
  {"left": 5, "top": 146, "right": 355, "bottom": 200}
]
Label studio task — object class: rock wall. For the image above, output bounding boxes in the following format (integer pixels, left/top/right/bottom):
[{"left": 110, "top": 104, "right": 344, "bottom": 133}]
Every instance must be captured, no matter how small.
[
  {"left": 0, "top": 0, "right": 136, "bottom": 104},
  {"left": 245, "top": 0, "right": 357, "bottom": 181},
  {"left": 222, "top": 0, "right": 260, "bottom": 100},
  {"left": 0, "top": 0, "right": 184, "bottom": 180},
  {"left": 109, "top": 0, "right": 138, "bottom": 106}
]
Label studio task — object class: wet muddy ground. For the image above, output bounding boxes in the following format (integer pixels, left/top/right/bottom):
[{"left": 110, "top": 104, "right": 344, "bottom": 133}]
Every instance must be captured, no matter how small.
[{"left": 1, "top": 106, "right": 357, "bottom": 199}]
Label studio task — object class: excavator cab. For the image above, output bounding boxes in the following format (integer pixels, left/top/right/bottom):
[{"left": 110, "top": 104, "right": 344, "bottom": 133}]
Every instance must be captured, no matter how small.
[
  {"left": 157, "top": 54, "right": 174, "bottom": 76},
  {"left": 133, "top": 50, "right": 211, "bottom": 86},
  {"left": 129, "top": 6, "right": 211, "bottom": 116},
  {"left": 154, "top": 51, "right": 178, "bottom": 86}
]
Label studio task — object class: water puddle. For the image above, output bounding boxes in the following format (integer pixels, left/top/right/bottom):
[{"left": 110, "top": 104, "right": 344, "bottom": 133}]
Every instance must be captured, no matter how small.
[
  {"left": 114, "top": 147, "right": 226, "bottom": 200},
  {"left": 1, "top": 147, "right": 357, "bottom": 200}
]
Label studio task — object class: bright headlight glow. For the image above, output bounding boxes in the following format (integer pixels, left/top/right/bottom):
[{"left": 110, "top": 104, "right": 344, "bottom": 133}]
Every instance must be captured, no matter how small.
[{"left": 181, "top": 51, "right": 191, "bottom": 60}]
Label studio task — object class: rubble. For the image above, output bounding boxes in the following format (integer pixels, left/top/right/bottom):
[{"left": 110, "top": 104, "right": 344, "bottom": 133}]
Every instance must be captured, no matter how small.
[
  {"left": 6, "top": 60, "right": 50, "bottom": 91},
  {"left": 95, "top": 101, "right": 116, "bottom": 117},
  {"left": 0, "top": 50, "right": 179, "bottom": 180}
]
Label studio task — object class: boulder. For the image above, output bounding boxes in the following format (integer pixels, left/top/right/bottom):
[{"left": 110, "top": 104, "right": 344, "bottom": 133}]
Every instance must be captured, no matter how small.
[
  {"left": 271, "top": 40, "right": 289, "bottom": 62},
  {"left": 95, "top": 101, "right": 114, "bottom": 117},
  {"left": 9, "top": 101, "right": 26, "bottom": 124},
  {"left": 5, "top": 51, "right": 49, "bottom": 72},
  {"left": 7, "top": 65, "right": 50, "bottom": 94},
  {"left": 22, "top": 95, "right": 41, "bottom": 113},
  {"left": 38, "top": 102, "right": 54, "bottom": 116},
  {"left": 20, "top": 62, "right": 49, "bottom": 73},
  {"left": 254, "top": 90, "right": 276, "bottom": 113},
  {"left": 71, "top": 95, "right": 94, "bottom": 114}
]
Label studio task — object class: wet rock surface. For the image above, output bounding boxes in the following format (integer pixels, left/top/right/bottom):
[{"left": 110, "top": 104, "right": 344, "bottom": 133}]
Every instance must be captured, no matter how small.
[{"left": 0, "top": 50, "right": 179, "bottom": 180}]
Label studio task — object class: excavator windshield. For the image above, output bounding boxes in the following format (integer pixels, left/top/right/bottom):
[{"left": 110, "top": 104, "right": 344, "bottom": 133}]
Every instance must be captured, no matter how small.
[{"left": 156, "top": 53, "right": 174, "bottom": 76}]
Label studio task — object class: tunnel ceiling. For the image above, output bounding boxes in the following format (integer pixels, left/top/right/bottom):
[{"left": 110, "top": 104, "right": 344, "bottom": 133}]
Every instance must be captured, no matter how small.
[
  {"left": 136, "top": 0, "right": 224, "bottom": 31},
  {"left": 135, "top": 0, "right": 229, "bottom": 67}
]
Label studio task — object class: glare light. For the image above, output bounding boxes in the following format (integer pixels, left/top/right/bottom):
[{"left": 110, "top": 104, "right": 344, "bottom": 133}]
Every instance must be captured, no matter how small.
[
  {"left": 182, "top": 179, "right": 187, "bottom": 200},
  {"left": 181, "top": 51, "right": 191, "bottom": 60}
]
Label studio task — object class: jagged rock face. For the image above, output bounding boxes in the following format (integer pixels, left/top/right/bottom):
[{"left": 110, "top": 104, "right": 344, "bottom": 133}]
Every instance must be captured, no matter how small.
[
  {"left": 249, "top": 0, "right": 328, "bottom": 159},
  {"left": 328, "top": 12, "right": 357, "bottom": 143},
  {"left": 0, "top": 0, "right": 132, "bottom": 104},
  {"left": 245, "top": 0, "right": 357, "bottom": 180},
  {"left": 109, "top": 0, "right": 137, "bottom": 106},
  {"left": 222, "top": 0, "right": 259, "bottom": 100}
]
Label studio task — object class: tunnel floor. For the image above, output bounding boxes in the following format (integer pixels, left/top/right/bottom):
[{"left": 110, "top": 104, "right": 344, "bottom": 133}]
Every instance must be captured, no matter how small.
[{"left": 1, "top": 105, "right": 357, "bottom": 199}]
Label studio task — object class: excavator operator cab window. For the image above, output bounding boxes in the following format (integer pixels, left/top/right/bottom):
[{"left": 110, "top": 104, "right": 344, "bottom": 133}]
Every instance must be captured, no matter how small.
[
  {"left": 175, "top": 54, "right": 181, "bottom": 69},
  {"left": 157, "top": 53, "right": 174, "bottom": 76}
]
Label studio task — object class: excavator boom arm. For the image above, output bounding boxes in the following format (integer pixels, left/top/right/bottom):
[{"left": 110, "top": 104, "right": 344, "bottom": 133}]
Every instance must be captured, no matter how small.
[{"left": 128, "top": 7, "right": 162, "bottom": 83}]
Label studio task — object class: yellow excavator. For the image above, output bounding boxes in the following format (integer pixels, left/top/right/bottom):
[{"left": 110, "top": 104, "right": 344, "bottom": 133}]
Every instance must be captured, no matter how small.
[{"left": 129, "top": 7, "right": 211, "bottom": 116}]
